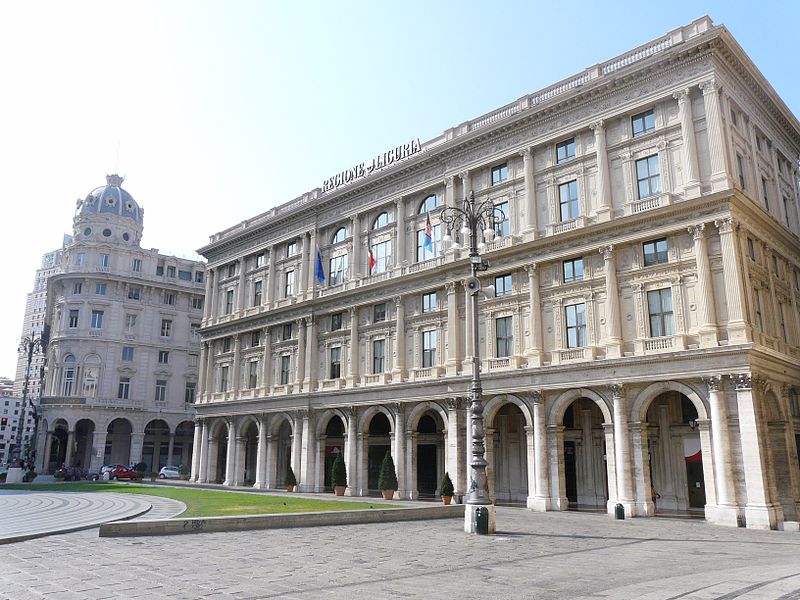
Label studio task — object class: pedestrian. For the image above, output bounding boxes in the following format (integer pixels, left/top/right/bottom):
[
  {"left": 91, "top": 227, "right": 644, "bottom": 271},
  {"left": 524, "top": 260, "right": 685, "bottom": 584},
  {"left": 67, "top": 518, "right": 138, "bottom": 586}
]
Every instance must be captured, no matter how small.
[{"left": 651, "top": 483, "right": 661, "bottom": 509}]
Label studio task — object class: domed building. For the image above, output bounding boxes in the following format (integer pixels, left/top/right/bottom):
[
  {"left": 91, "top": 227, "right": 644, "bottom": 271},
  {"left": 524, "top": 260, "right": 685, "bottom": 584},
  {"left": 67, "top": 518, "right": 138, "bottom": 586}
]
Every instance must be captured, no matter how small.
[{"left": 36, "top": 175, "right": 206, "bottom": 475}]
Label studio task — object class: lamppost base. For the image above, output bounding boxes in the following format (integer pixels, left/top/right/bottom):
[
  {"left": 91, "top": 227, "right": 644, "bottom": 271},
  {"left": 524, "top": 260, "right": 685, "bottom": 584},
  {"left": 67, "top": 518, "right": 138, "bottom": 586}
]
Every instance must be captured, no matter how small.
[
  {"left": 6, "top": 467, "right": 24, "bottom": 484},
  {"left": 464, "top": 503, "right": 496, "bottom": 534}
]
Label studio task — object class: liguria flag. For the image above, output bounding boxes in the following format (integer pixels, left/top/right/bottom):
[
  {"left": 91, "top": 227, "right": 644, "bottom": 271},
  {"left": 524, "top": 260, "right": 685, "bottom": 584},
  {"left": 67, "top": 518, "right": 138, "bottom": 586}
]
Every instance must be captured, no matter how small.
[
  {"left": 315, "top": 248, "right": 325, "bottom": 283},
  {"left": 423, "top": 211, "right": 433, "bottom": 252},
  {"left": 368, "top": 235, "right": 376, "bottom": 272}
]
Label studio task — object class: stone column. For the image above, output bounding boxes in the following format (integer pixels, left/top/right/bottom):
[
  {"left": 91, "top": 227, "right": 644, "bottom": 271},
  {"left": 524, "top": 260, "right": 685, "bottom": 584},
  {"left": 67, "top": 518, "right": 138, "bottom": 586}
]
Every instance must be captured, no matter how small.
[
  {"left": 307, "top": 230, "right": 317, "bottom": 295},
  {"left": 700, "top": 79, "right": 732, "bottom": 192},
  {"left": 304, "top": 318, "right": 317, "bottom": 391},
  {"left": 266, "top": 247, "right": 275, "bottom": 308},
  {"left": 232, "top": 334, "right": 242, "bottom": 393},
  {"left": 203, "top": 268, "right": 213, "bottom": 321},
  {"left": 714, "top": 218, "right": 750, "bottom": 343},
  {"left": 445, "top": 282, "right": 461, "bottom": 376},
  {"left": 444, "top": 175, "right": 456, "bottom": 209},
  {"left": 264, "top": 434, "right": 275, "bottom": 489},
  {"left": 208, "top": 268, "right": 218, "bottom": 322},
  {"left": 460, "top": 171, "right": 471, "bottom": 200},
  {"left": 299, "top": 410, "right": 315, "bottom": 492},
  {"left": 129, "top": 432, "right": 144, "bottom": 466},
  {"left": 237, "top": 259, "right": 247, "bottom": 312},
  {"left": 167, "top": 433, "right": 175, "bottom": 467},
  {"left": 520, "top": 148, "right": 538, "bottom": 234},
  {"left": 262, "top": 327, "right": 272, "bottom": 394},
  {"left": 291, "top": 411, "right": 303, "bottom": 486},
  {"left": 674, "top": 88, "right": 702, "bottom": 198},
  {"left": 703, "top": 376, "right": 738, "bottom": 525},
  {"left": 689, "top": 224, "right": 719, "bottom": 347},
  {"left": 461, "top": 282, "right": 474, "bottom": 374},
  {"left": 611, "top": 385, "right": 635, "bottom": 514},
  {"left": 205, "top": 341, "right": 215, "bottom": 399},
  {"left": 734, "top": 374, "right": 779, "bottom": 529},
  {"left": 391, "top": 296, "right": 406, "bottom": 381},
  {"left": 254, "top": 416, "right": 267, "bottom": 488},
  {"left": 39, "top": 431, "right": 53, "bottom": 473},
  {"left": 89, "top": 430, "right": 106, "bottom": 473},
  {"left": 223, "top": 421, "right": 236, "bottom": 486},
  {"left": 445, "top": 398, "right": 466, "bottom": 501},
  {"left": 299, "top": 233, "right": 309, "bottom": 298},
  {"left": 392, "top": 404, "right": 407, "bottom": 499},
  {"left": 529, "top": 392, "right": 551, "bottom": 511},
  {"left": 350, "top": 215, "right": 361, "bottom": 279},
  {"left": 347, "top": 307, "right": 360, "bottom": 387},
  {"left": 198, "top": 343, "right": 208, "bottom": 398},
  {"left": 190, "top": 420, "right": 202, "bottom": 480},
  {"left": 233, "top": 436, "right": 246, "bottom": 486},
  {"left": 630, "top": 422, "right": 653, "bottom": 516},
  {"left": 523, "top": 264, "right": 544, "bottom": 366},
  {"left": 394, "top": 197, "right": 406, "bottom": 269},
  {"left": 357, "top": 432, "right": 369, "bottom": 496},
  {"left": 197, "top": 421, "right": 209, "bottom": 482},
  {"left": 590, "top": 121, "right": 612, "bottom": 220},
  {"left": 343, "top": 407, "right": 358, "bottom": 495},
  {"left": 295, "top": 318, "right": 306, "bottom": 388},
  {"left": 599, "top": 246, "right": 622, "bottom": 358}
]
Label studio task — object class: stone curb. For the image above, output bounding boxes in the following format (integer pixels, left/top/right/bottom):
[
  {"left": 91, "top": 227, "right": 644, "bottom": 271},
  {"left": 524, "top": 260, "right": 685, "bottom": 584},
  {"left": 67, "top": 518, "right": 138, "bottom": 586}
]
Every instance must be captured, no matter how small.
[{"left": 99, "top": 504, "right": 466, "bottom": 537}]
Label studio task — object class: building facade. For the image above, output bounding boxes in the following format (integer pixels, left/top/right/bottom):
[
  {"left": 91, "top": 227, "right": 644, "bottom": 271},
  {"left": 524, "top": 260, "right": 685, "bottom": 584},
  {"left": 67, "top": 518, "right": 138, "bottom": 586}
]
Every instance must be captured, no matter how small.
[
  {"left": 192, "top": 17, "right": 800, "bottom": 530},
  {"left": 37, "top": 175, "right": 205, "bottom": 475},
  {"left": 0, "top": 377, "right": 18, "bottom": 464}
]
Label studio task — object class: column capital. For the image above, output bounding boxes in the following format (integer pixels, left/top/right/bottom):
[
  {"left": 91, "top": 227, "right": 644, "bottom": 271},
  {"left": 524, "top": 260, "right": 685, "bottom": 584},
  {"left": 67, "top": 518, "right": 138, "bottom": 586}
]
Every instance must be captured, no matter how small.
[
  {"left": 599, "top": 244, "right": 614, "bottom": 260},
  {"left": 714, "top": 217, "right": 737, "bottom": 234},
  {"left": 518, "top": 147, "right": 533, "bottom": 160},
  {"left": 294, "top": 408, "right": 310, "bottom": 420},
  {"left": 703, "top": 375, "right": 723, "bottom": 393},
  {"left": 589, "top": 119, "right": 605, "bottom": 132},
  {"left": 445, "top": 175, "right": 455, "bottom": 187},
  {"left": 673, "top": 87, "right": 691, "bottom": 103},
  {"left": 688, "top": 223, "right": 706, "bottom": 239},
  {"left": 733, "top": 373, "right": 752, "bottom": 390},
  {"left": 445, "top": 280, "right": 457, "bottom": 294},
  {"left": 525, "top": 262, "right": 538, "bottom": 276},
  {"left": 348, "top": 305, "right": 357, "bottom": 316},
  {"left": 529, "top": 390, "right": 543, "bottom": 404},
  {"left": 458, "top": 170, "right": 470, "bottom": 180},
  {"left": 393, "top": 196, "right": 405, "bottom": 207},
  {"left": 444, "top": 397, "right": 465, "bottom": 411},
  {"left": 343, "top": 405, "right": 357, "bottom": 420},
  {"left": 393, "top": 295, "right": 404, "bottom": 308},
  {"left": 350, "top": 214, "right": 360, "bottom": 225},
  {"left": 609, "top": 383, "right": 626, "bottom": 399},
  {"left": 699, "top": 79, "right": 718, "bottom": 95},
  {"left": 389, "top": 402, "right": 402, "bottom": 415}
]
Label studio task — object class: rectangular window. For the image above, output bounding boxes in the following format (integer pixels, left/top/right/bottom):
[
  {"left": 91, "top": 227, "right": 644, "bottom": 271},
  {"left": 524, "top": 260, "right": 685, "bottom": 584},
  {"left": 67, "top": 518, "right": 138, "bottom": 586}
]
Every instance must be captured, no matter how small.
[
  {"left": 156, "top": 265, "right": 164, "bottom": 276},
  {"left": 188, "top": 353, "right": 198, "bottom": 367},
  {"left": 190, "top": 322, "right": 200, "bottom": 340},
  {"left": 736, "top": 153, "right": 746, "bottom": 189},
  {"left": 495, "top": 274, "right": 513, "bottom": 297},
  {"left": 251, "top": 330, "right": 261, "bottom": 347},
  {"left": 256, "top": 254, "right": 265, "bottom": 268},
  {"left": 252, "top": 280, "right": 263, "bottom": 306},
  {"left": 122, "top": 346, "right": 134, "bottom": 361},
  {"left": 118, "top": 377, "right": 130, "bottom": 400},
  {"left": 191, "top": 297, "right": 203, "bottom": 310},
  {"left": 643, "top": 238, "right": 668, "bottom": 267},
  {"left": 415, "top": 224, "right": 441, "bottom": 262},
  {"left": 178, "top": 270, "right": 192, "bottom": 281},
  {"left": 285, "top": 270, "right": 295, "bottom": 297},
  {"left": 163, "top": 265, "right": 175, "bottom": 278},
  {"left": 125, "top": 314, "right": 137, "bottom": 332},
  {"left": 158, "top": 350, "right": 169, "bottom": 364},
  {"left": 556, "top": 138, "right": 576, "bottom": 163},
  {"left": 562, "top": 258, "right": 584, "bottom": 283},
  {"left": 95, "top": 283, "right": 106, "bottom": 295},
  {"left": 220, "top": 366, "right": 229, "bottom": 392},
  {"left": 227, "top": 264, "right": 236, "bottom": 278},
  {"left": 422, "top": 292, "right": 438, "bottom": 313},
  {"left": 330, "top": 313, "right": 343, "bottom": 331},
  {"left": 565, "top": 303, "right": 586, "bottom": 348},
  {"left": 68, "top": 309, "right": 79, "bottom": 328},
  {"left": 491, "top": 162, "right": 508, "bottom": 186},
  {"left": 248, "top": 361, "right": 259, "bottom": 389},
  {"left": 747, "top": 237, "right": 756, "bottom": 261},
  {"left": 636, "top": 155, "right": 661, "bottom": 199},
  {"left": 373, "top": 303, "right": 386, "bottom": 323},
  {"left": 222, "top": 337, "right": 232, "bottom": 353},
  {"left": 495, "top": 316, "right": 513, "bottom": 358},
  {"left": 784, "top": 197, "right": 792, "bottom": 228},
  {"left": 280, "top": 355, "right": 291, "bottom": 385},
  {"left": 164, "top": 293, "right": 176, "bottom": 306},
  {"left": 494, "top": 201, "right": 510, "bottom": 238},
  {"left": 754, "top": 289, "right": 764, "bottom": 332},
  {"left": 73, "top": 282, "right": 82, "bottom": 294},
  {"left": 184, "top": 382, "right": 196, "bottom": 404},
  {"left": 195, "top": 271, "right": 204, "bottom": 283},
  {"left": 282, "top": 323, "right": 293, "bottom": 340},
  {"left": 647, "top": 288, "right": 674, "bottom": 337},
  {"left": 632, "top": 109, "right": 655, "bottom": 137},
  {"left": 76, "top": 253, "right": 86, "bottom": 267},
  {"left": 329, "top": 255, "right": 349, "bottom": 285},
  {"left": 286, "top": 241, "right": 297, "bottom": 257},
  {"left": 100, "top": 254, "right": 110, "bottom": 268},
  {"left": 329, "top": 346, "right": 341, "bottom": 379},
  {"left": 558, "top": 180, "right": 579, "bottom": 221},
  {"left": 160, "top": 319, "right": 172, "bottom": 337},
  {"left": 372, "top": 339, "right": 385, "bottom": 374},
  {"left": 422, "top": 330, "right": 437, "bottom": 368},
  {"left": 730, "top": 107, "right": 738, "bottom": 127},
  {"left": 762, "top": 177, "right": 770, "bottom": 210},
  {"left": 779, "top": 302, "right": 788, "bottom": 342},
  {"left": 128, "top": 286, "right": 141, "bottom": 300},
  {"left": 225, "top": 289, "right": 234, "bottom": 314},
  {"left": 155, "top": 380, "right": 167, "bottom": 402},
  {"left": 90, "top": 310, "right": 104, "bottom": 329},
  {"left": 372, "top": 240, "right": 392, "bottom": 273},
  {"left": 132, "top": 258, "right": 142, "bottom": 272}
]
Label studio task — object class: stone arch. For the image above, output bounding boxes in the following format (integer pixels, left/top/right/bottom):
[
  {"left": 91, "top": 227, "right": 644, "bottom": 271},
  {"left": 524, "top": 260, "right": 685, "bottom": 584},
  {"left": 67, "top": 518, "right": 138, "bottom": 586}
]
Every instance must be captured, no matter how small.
[
  {"left": 632, "top": 381, "right": 709, "bottom": 422},
  {"left": 268, "top": 412, "right": 294, "bottom": 436},
  {"left": 405, "top": 401, "right": 448, "bottom": 432},
  {"left": 358, "top": 404, "right": 395, "bottom": 434},
  {"left": 145, "top": 419, "right": 172, "bottom": 435},
  {"left": 50, "top": 416, "right": 72, "bottom": 431},
  {"left": 81, "top": 353, "right": 102, "bottom": 398},
  {"left": 485, "top": 394, "right": 533, "bottom": 428},
  {"left": 549, "top": 388, "right": 613, "bottom": 426},
  {"left": 315, "top": 408, "right": 350, "bottom": 436},
  {"left": 208, "top": 417, "right": 232, "bottom": 439},
  {"left": 236, "top": 414, "right": 260, "bottom": 437}
]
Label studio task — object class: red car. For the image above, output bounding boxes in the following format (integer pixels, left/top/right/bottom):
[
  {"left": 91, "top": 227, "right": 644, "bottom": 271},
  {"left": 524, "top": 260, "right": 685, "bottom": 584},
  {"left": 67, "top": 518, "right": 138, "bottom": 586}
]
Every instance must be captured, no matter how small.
[{"left": 108, "top": 466, "right": 140, "bottom": 481}]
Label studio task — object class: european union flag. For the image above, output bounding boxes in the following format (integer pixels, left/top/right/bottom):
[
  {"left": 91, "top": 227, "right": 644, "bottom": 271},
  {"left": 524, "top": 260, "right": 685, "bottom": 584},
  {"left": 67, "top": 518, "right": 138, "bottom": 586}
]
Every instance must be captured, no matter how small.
[{"left": 315, "top": 249, "right": 325, "bottom": 283}]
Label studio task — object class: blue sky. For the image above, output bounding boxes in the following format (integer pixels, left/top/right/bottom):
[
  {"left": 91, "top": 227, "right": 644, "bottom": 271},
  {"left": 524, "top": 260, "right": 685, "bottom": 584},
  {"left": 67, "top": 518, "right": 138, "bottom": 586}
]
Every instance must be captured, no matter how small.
[{"left": 0, "top": 0, "right": 797, "bottom": 377}]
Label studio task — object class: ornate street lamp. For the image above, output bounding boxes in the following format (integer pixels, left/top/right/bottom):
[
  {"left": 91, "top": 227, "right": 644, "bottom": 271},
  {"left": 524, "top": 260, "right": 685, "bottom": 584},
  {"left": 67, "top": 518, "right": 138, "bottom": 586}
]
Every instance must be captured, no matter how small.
[
  {"left": 10, "top": 332, "right": 43, "bottom": 469},
  {"left": 440, "top": 191, "right": 503, "bottom": 534}
]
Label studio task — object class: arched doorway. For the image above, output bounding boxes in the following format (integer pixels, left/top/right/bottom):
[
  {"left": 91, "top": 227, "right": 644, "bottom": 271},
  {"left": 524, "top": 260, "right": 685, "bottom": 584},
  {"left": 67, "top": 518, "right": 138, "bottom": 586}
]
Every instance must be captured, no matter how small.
[
  {"left": 105, "top": 418, "right": 132, "bottom": 466},
  {"left": 322, "top": 416, "right": 345, "bottom": 491},
  {"left": 416, "top": 412, "right": 445, "bottom": 498},
  {"left": 48, "top": 419, "right": 69, "bottom": 472},
  {"left": 561, "top": 398, "right": 609, "bottom": 509},
  {"left": 143, "top": 419, "right": 171, "bottom": 475},
  {"left": 174, "top": 421, "right": 195, "bottom": 470},
  {"left": 366, "top": 412, "right": 392, "bottom": 494},
  {"left": 215, "top": 423, "right": 229, "bottom": 484},
  {"left": 272, "top": 418, "right": 293, "bottom": 489},
  {"left": 761, "top": 389, "right": 797, "bottom": 521},
  {"left": 489, "top": 404, "right": 528, "bottom": 503},
  {"left": 240, "top": 421, "right": 259, "bottom": 485},
  {"left": 73, "top": 419, "right": 95, "bottom": 469}
]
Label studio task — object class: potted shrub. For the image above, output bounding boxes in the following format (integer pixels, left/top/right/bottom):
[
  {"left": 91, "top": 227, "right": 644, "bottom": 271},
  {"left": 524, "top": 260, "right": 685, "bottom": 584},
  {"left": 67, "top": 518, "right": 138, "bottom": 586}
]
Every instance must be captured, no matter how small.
[
  {"left": 285, "top": 465, "right": 297, "bottom": 492},
  {"left": 23, "top": 470, "right": 37, "bottom": 483},
  {"left": 178, "top": 464, "right": 190, "bottom": 480},
  {"left": 133, "top": 462, "right": 147, "bottom": 481},
  {"left": 440, "top": 472, "right": 454, "bottom": 505},
  {"left": 0, "top": 472, "right": 6, "bottom": 483},
  {"left": 331, "top": 453, "right": 347, "bottom": 496},
  {"left": 378, "top": 451, "right": 397, "bottom": 500},
  {"left": 54, "top": 469, "right": 67, "bottom": 481}
]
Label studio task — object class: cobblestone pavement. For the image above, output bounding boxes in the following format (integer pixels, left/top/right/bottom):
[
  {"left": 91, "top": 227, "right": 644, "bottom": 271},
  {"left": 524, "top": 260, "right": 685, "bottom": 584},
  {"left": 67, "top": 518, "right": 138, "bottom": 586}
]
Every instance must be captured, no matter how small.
[{"left": 0, "top": 508, "right": 798, "bottom": 599}]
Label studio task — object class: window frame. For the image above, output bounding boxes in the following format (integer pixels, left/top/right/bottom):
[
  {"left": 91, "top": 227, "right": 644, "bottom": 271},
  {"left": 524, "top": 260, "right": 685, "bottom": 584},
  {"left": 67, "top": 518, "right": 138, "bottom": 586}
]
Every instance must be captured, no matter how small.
[
  {"left": 495, "top": 316, "right": 513, "bottom": 358},
  {"left": 643, "top": 238, "right": 668, "bottom": 267},
  {"left": 565, "top": 303, "right": 587, "bottom": 349},
  {"left": 631, "top": 109, "right": 655, "bottom": 137},
  {"left": 418, "top": 194, "right": 439, "bottom": 215},
  {"left": 329, "top": 346, "right": 342, "bottom": 379},
  {"left": 332, "top": 227, "right": 347, "bottom": 244},
  {"left": 558, "top": 180, "right": 580, "bottom": 221},
  {"left": 422, "top": 329, "right": 437, "bottom": 368},
  {"left": 373, "top": 303, "right": 386, "bottom": 323},
  {"left": 422, "top": 292, "right": 438, "bottom": 313},
  {"left": 330, "top": 312, "right": 343, "bottom": 331},
  {"left": 635, "top": 154, "right": 661, "bottom": 199},
  {"left": 372, "top": 339, "right": 385, "bottom": 374},
  {"left": 491, "top": 162, "right": 509, "bottom": 186},
  {"left": 494, "top": 274, "right": 513, "bottom": 297},
  {"left": 284, "top": 270, "right": 295, "bottom": 297},
  {"left": 647, "top": 288, "right": 674, "bottom": 338},
  {"left": 373, "top": 212, "right": 390, "bottom": 229},
  {"left": 280, "top": 355, "right": 291, "bottom": 385},
  {"left": 155, "top": 379, "right": 167, "bottom": 402},
  {"left": 556, "top": 138, "right": 576, "bottom": 164},
  {"left": 562, "top": 257, "right": 584, "bottom": 283}
]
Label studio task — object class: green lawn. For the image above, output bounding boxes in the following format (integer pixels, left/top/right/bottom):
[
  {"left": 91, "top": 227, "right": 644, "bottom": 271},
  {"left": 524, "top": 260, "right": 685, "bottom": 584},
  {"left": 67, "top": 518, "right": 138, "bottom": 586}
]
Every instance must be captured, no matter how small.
[{"left": 3, "top": 483, "right": 395, "bottom": 518}]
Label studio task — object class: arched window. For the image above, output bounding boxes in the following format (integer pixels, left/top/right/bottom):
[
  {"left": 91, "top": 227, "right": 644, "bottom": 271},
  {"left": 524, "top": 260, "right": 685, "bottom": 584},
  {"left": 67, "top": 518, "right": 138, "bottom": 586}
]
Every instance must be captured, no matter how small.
[
  {"left": 62, "top": 355, "right": 76, "bottom": 396},
  {"left": 331, "top": 227, "right": 347, "bottom": 244},
  {"left": 82, "top": 354, "right": 101, "bottom": 398},
  {"left": 418, "top": 194, "right": 439, "bottom": 214},
  {"left": 373, "top": 212, "right": 389, "bottom": 229}
]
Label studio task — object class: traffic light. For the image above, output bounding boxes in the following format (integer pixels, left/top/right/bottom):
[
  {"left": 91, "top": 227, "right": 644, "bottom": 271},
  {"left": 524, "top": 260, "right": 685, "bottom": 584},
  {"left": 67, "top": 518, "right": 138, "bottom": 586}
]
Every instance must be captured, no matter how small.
[{"left": 0, "top": 417, "right": 7, "bottom": 429}]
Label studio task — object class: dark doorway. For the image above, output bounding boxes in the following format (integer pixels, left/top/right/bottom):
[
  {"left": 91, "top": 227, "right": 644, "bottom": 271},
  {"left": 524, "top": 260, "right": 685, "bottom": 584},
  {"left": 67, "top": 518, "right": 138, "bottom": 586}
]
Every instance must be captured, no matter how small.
[
  {"left": 564, "top": 441, "right": 577, "bottom": 503},
  {"left": 417, "top": 444, "right": 437, "bottom": 496},
  {"left": 685, "top": 459, "right": 706, "bottom": 508},
  {"left": 368, "top": 445, "right": 390, "bottom": 491}
]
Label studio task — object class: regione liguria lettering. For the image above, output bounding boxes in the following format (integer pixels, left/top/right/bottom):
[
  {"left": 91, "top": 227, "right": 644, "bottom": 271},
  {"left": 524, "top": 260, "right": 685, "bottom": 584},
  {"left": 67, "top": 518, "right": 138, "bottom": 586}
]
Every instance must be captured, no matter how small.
[{"left": 323, "top": 139, "right": 422, "bottom": 193}]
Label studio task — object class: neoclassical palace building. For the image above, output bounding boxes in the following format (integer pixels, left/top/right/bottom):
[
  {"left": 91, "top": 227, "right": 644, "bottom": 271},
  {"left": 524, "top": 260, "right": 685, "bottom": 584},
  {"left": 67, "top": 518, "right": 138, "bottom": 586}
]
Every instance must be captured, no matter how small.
[
  {"left": 37, "top": 175, "right": 205, "bottom": 475},
  {"left": 192, "top": 16, "right": 800, "bottom": 530}
]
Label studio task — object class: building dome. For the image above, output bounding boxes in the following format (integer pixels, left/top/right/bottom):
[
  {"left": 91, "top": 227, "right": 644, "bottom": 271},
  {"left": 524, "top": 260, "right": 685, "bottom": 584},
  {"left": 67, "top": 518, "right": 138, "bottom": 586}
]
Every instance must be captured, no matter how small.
[{"left": 77, "top": 174, "right": 143, "bottom": 226}]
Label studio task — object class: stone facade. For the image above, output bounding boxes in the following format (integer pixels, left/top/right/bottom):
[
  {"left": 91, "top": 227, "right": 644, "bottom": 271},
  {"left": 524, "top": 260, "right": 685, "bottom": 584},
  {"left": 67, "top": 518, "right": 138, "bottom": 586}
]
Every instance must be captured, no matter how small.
[
  {"left": 192, "top": 16, "right": 800, "bottom": 529},
  {"left": 37, "top": 176, "right": 205, "bottom": 475}
]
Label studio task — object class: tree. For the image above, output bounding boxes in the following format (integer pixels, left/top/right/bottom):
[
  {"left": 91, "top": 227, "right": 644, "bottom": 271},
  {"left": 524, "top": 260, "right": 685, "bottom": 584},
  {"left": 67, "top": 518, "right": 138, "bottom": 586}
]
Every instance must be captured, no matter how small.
[
  {"left": 285, "top": 464, "right": 297, "bottom": 487},
  {"left": 440, "top": 472, "right": 454, "bottom": 497},
  {"left": 378, "top": 451, "right": 398, "bottom": 491},
  {"left": 331, "top": 453, "right": 347, "bottom": 487}
]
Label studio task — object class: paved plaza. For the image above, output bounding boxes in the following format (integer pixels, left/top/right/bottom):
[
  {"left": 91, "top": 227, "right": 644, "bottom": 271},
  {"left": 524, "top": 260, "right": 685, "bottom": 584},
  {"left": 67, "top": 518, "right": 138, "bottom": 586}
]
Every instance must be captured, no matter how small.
[{"left": 0, "top": 505, "right": 798, "bottom": 599}]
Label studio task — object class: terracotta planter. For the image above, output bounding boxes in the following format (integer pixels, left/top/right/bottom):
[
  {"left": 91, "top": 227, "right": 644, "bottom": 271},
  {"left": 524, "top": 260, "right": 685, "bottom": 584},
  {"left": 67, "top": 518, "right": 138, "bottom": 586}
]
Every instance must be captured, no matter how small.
[
  {"left": 382, "top": 489, "right": 395, "bottom": 500},
  {"left": 442, "top": 495, "right": 453, "bottom": 505},
  {"left": 286, "top": 484, "right": 296, "bottom": 492},
  {"left": 334, "top": 485, "right": 346, "bottom": 496}
]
